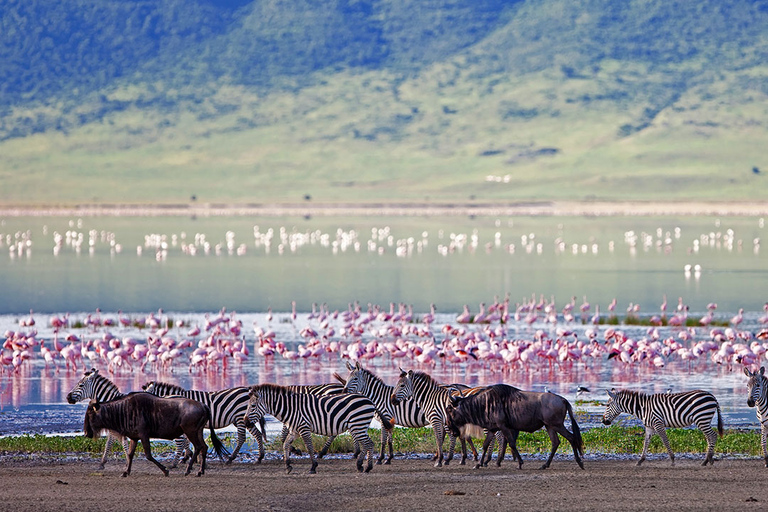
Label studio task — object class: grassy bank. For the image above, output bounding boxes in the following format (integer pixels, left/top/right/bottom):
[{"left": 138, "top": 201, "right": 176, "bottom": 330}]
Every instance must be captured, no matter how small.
[{"left": 1, "top": 427, "right": 761, "bottom": 458}]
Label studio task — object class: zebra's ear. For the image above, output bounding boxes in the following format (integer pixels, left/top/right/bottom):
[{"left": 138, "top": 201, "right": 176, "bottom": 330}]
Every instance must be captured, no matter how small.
[
  {"left": 761, "top": 367, "right": 766, "bottom": 376},
  {"left": 606, "top": 388, "right": 616, "bottom": 399},
  {"left": 745, "top": 367, "right": 753, "bottom": 377},
  {"left": 399, "top": 367, "right": 406, "bottom": 376},
  {"left": 355, "top": 361, "right": 362, "bottom": 370},
  {"left": 346, "top": 360, "right": 354, "bottom": 371}
]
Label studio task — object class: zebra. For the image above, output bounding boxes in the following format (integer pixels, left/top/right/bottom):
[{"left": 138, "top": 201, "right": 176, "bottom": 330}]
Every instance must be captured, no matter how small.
[
  {"left": 66, "top": 368, "right": 190, "bottom": 468},
  {"left": 282, "top": 382, "right": 352, "bottom": 458},
  {"left": 340, "top": 361, "right": 425, "bottom": 464},
  {"left": 142, "top": 381, "right": 266, "bottom": 464},
  {"left": 602, "top": 387, "right": 723, "bottom": 466},
  {"left": 744, "top": 366, "right": 768, "bottom": 467},
  {"left": 244, "top": 383, "right": 377, "bottom": 474},
  {"left": 391, "top": 368, "right": 486, "bottom": 467}
]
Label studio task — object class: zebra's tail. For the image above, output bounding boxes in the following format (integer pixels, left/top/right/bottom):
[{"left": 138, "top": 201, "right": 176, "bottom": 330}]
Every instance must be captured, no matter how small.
[
  {"left": 206, "top": 406, "right": 230, "bottom": 462},
  {"left": 566, "top": 400, "right": 585, "bottom": 456},
  {"left": 716, "top": 402, "right": 724, "bottom": 437}
]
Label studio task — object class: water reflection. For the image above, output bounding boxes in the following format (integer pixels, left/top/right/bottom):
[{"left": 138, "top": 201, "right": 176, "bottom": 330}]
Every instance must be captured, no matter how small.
[
  {"left": 1, "top": 309, "right": 766, "bottom": 435},
  {"left": 0, "top": 215, "right": 766, "bottom": 315}
]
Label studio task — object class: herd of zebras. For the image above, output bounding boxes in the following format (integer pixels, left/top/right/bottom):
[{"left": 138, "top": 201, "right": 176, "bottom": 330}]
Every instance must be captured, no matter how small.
[{"left": 65, "top": 363, "right": 768, "bottom": 475}]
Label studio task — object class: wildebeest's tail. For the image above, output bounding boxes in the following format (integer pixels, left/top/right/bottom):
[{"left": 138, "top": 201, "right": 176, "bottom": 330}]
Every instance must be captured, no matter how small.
[
  {"left": 205, "top": 405, "right": 230, "bottom": 461},
  {"left": 565, "top": 400, "right": 585, "bottom": 456}
]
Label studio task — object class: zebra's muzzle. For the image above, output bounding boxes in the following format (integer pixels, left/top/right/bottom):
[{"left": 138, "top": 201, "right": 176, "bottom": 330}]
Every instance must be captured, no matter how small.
[
  {"left": 66, "top": 394, "right": 77, "bottom": 404},
  {"left": 243, "top": 416, "right": 254, "bottom": 428},
  {"left": 748, "top": 398, "right": 756, "bottom": 408},
  {"left": 601, "top": 418, "right": 611, "bottom": 425}
]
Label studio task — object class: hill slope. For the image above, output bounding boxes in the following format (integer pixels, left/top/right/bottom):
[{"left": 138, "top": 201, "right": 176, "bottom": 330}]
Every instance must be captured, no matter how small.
[{"left": 1, "top": 0, "right": 767, "bottom": 206}]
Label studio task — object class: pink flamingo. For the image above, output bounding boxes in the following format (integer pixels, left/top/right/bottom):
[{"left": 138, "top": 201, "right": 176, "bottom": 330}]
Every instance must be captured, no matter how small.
[{"left": 731, "top": 308, "right": 744, "bottom": 328}]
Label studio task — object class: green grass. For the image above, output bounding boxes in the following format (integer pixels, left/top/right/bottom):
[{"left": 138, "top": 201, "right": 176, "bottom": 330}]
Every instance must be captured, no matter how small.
[{"left": 2, "top": 427, "right": 762, "bottom": 458}]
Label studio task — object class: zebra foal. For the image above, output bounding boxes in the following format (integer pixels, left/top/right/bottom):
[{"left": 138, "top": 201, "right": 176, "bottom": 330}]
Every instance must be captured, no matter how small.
[
  {"left": 602, "top": 387, "right": 723, "bottom": 466},
  {"left": 744, "top": 366, "right": 768, "bottom": 467},
  {"left": 244, "top": 383, "right": 376, "bottom": 474}
]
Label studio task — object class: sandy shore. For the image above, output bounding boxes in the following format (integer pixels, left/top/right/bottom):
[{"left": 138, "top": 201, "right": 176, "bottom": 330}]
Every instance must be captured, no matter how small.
[
  {"left": 0, "top": 454, "right": 765, "bottom": 512},
  {"left": 1, "top": 201, "right": 768, "bottom": 217}
]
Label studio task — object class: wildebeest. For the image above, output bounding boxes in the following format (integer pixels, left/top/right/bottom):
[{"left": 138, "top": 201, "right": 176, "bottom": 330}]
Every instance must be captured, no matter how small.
[
  {"left": 445, "top": 384, "right": 585, "bottom": 470},
  {"left": 83, "top": 392, "right": 228, "bottom": 477}
]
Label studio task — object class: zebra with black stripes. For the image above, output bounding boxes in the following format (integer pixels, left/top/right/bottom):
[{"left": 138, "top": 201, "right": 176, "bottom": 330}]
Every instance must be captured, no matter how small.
[
  {"left": 744, "top": 366, "right": 768, "bottom": 467},
  {"left": 244, "top": 383, "right": 376, "bottom": 474},
  {"left": 602, "top": 387, "right": 723, "bottom": 466},
  {"left": 391, "top": 368, "right": 483, "bottom": 467},
  {"left": 283, "top": 382, "right": 349, "bottom": 458},
  {"left": 66, "top": 368, "right": 131, "bottom": 469},
  {"left": 142, "top": 381, "right": 266, "bottom": 464},
  {"left": 340, "top": 361, "right": 424, "bottom": 464}
]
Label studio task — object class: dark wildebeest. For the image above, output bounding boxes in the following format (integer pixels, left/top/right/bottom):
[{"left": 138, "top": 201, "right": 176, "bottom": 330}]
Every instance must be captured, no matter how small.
[
  {"left": 83, "top": 392, "right": 228, "bottom": 477},
  {"left": 445, "top": 384, "right": 585, "bottom": 470}
]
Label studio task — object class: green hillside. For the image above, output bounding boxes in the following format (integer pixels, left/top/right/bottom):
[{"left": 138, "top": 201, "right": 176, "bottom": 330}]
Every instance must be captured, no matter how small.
[{"left": 1, "top": 0, "right": 767, "bottom": 206}]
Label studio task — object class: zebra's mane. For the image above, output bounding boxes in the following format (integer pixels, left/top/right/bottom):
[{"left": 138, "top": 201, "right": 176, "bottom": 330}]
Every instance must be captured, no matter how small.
[
  {"left": 255, "top": 383, "right": 293, "bottom": 397},
  {"left": 357, "top": 366, "right": 386, "bottom": 385},
  {"left": 86, "top": 370, "right": 121, "bottom": 395},
  {"left": 615, "top": 389, "right": 646, "bottom": 400},
  {"left": 149, "top": 381, "right": 186, "bottom": 394},
  {"left": 411, "top": 370, "right": 440, "bottom": 388}
]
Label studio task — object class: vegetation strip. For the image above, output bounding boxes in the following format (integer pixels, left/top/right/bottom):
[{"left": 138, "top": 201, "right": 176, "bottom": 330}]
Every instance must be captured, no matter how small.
[{"left": 1, "top": 427, "right": 761, "bottom": 457}]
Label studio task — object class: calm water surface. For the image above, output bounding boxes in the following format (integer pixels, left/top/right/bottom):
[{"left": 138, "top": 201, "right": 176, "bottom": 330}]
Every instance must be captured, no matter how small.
[{"left": 0, "top": 214, "right": 767, "bottom": 438}]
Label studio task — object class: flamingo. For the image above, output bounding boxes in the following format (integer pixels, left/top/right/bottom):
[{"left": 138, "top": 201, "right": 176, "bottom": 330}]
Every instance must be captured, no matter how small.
[{"left": 731, "top": 308, "right": 744, "bottom": 328}]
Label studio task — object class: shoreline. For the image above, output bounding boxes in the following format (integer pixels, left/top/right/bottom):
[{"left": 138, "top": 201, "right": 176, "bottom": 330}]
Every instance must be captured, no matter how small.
[{"left": 1, "top": 200, "right": 768, "bottom": 217}]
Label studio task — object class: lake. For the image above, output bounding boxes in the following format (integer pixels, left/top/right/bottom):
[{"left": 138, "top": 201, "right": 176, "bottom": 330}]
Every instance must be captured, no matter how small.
[{"left": 1, "top": 213, "right": 767, "bottom": 439}]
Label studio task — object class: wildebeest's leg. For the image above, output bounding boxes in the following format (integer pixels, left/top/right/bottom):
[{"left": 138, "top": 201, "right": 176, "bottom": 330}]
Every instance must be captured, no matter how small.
[
  {"left": 466, "top": 437, "right": 479, "bottom": 465},
  {"left": 475, "top": 431, "right": 496, "bottom": 469},
  {"left": 186, "top": 428, "right": 207, "bottom": 477},
  {"left": 541, "top": 426, "right": 562, "bottom": 469},
  {"left": 638, "top": 425, "right": 655, "bottom": 466},
  {"left": 298, "top": 428, "right": 318, "bottom": 474},
  {"left": 549, "top": 423, "right": 585, "bottom": 469},
  {"left": 140, "top": 436, "right": 169, "bottom": 476},
  {"left": 122, "top": 439, "right": 138, "bottom": 477},
  {"left": 500, "top": 426, "right": 523, "bottom": 469}
]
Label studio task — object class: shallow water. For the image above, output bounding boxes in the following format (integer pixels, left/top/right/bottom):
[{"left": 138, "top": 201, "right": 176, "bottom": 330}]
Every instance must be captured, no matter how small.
[
  {"left": 1, "top": 309, "right": 765, "bottom": 437},
  {"left": 1, "top": 214, "right": 766, "bottom": 437}
]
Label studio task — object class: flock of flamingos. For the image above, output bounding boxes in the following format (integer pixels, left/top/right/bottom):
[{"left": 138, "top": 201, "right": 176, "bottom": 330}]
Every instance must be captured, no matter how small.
[{"left": 2, "top": 294, "right": 768, "bottom": 377}]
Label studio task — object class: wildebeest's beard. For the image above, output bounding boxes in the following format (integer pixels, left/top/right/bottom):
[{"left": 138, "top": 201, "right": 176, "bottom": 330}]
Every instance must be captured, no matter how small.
[{"left": 84, "top": 411, "right": 95, "bottom": 438}]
